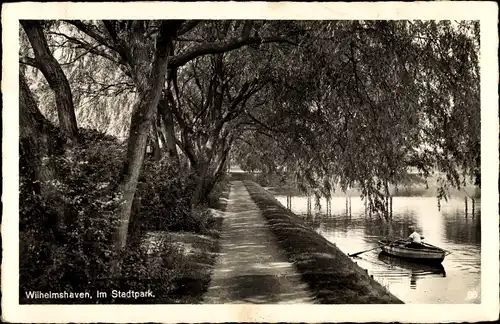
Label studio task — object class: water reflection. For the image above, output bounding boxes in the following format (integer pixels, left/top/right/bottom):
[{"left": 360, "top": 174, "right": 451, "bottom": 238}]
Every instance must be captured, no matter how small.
[
  {"left": 275, "top": 195, "right": 481, "bottom": 304},
  {"left": 378, "top": 252, "right": 447, "bottom": 290},
  {"left": 443, "top": 208, "right": 481, "bottom": 245}
]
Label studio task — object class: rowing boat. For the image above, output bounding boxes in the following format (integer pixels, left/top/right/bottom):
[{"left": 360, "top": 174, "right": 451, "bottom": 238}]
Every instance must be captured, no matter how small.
[{"left": 378, "top": 239, "right": 450, "bottom": 264}]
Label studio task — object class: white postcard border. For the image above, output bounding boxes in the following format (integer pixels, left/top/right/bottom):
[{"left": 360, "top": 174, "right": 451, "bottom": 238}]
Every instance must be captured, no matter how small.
[{"left": 2, "top": 2, "right": 498, "bottom": 323}]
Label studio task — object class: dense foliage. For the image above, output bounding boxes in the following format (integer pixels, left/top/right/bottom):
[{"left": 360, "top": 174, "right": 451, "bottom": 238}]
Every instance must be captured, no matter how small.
[
  {"left": 19, "top": 128, "right": 222, "bottom": 302},
  {"left": 20, "top": 129, "right": 123, "bottom": 297},
  {"left": 232, "top": 21, "right": 480, "bottom": 219}
]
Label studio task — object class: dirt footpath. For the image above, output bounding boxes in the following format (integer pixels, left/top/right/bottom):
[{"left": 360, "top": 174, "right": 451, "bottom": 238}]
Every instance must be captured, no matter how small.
[{"left": 203, "top": 181, "right": 313, "bottom": 304}]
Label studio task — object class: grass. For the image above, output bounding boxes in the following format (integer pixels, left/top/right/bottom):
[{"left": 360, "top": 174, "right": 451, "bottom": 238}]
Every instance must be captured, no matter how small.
[
  {"left": 243, "top": 180, "right": 403, "bottom": 304},
  {"left": 159, "top": 230, "right": 222, "bottom": 303},
  {"left": 158, "top": 184, "right": 229, "bottom": 303}
]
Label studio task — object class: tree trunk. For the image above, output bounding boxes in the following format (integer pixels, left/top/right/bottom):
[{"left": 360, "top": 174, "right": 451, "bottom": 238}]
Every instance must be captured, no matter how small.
[
  {"left": 157, "top": 117, "right": 168, "bottom": 151},
  {"left": 127, "top": 182, "right": 146, "bottom": 249},
  {"left": 158, "top": 97, "right": 180, "bottom": 164},
  {"left": 192, "top": 140, "right": 231, "bottom": 207},
  {"left": 151, "top": 120, "right": 162, "bottom": 162},
  {"left": 21, "top": 20, "right": 79, "bottom": 146},
  {"left": 389, "top": 196, "right": 393, "bottom": 218},
  {"left": 19, "top": 71, "right": 66, "bottom": 231},
  {"left": 192, "top": 159, "right": 209, "bottom": 206},
  {"left": 384, "top": 182, "right": 391, "bottom": 221},
  {"left": 205, "top": 149, "right": 230, "bottom": 197},
  {"left": 114, "top": 22, "right": 182, "bottom": 263}
]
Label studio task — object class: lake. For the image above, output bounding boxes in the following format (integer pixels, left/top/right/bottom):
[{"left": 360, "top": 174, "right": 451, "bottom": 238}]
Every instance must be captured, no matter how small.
[{"left": 274, "top": 194, "right": 481, "bottom": 304}]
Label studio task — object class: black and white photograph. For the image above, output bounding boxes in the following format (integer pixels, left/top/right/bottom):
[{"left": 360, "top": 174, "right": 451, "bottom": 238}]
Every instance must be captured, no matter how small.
[{"left": 2, "top": 1, "right": 498, "bottom": 323}]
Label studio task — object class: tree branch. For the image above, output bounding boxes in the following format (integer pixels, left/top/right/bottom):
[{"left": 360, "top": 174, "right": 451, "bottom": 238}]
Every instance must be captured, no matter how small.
[
  {"left": 169, "top": 35, "right": 297, "bottom": 68},
  {"left": 241, "top": 21, "right": 254, "bottom": 38},
  {"left": 64, "top": 20, "right": 116, "bottom": 52},
  {"left": 47, "top": 30, "right": 125, "bottom": 66},
  {"left": 59, "top": 44, "right": 103, "bottom": 65},
  {"left": 177, "top": 20, "right": 200, "bottom": 36},
  {"left": 19, "top": 56, "right": 40, "bottom": 69},
  {"left": 243, "top": 109, "right": 285, "bottom": 135},
  {"left": 102, "top": 20, "right": 119, "bottom": 43}
]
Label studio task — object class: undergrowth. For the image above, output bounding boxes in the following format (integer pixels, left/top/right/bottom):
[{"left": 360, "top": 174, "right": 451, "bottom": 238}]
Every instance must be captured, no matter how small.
[{"left": 19, "top": 128, "right": 226, "bottom": 304}]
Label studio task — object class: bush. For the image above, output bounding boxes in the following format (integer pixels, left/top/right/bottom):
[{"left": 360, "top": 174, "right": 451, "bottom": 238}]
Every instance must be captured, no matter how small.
[
  {"left": 111, "top": 237, "right": 187, "bottom": 303},
  {"left": 138, "top": 159, "right": 225, "bottom": 235},
  {"left": 138, "top": 159, "right": 198, "bottom": 232},
  {"left": 19, "top": 128, "right": 225, "bottom": 303},
  {"left": 206, "top": 172, "right": 229, "bottom": 209},
  {"left": 19, "top": 129, "right": 125, "bottom": 301}
]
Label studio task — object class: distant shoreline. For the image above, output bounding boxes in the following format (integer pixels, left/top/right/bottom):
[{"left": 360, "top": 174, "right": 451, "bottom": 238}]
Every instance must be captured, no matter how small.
[
  {"left": 264, "top": 184, "right": 480, "bottom": 199},
  {"left": 231, "top": 171, "right": 481, "bottom": 199}
]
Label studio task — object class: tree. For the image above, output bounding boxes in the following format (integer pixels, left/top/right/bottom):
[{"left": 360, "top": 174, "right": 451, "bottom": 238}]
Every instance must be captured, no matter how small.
[
  {"left": 19, "top": 71, "right": 68, "bottom": 231},
  {"left": 112, "top": 21, "right": 184, "bottom": 256},
  {"left": 21, "top": 20, "right": 79, "bottom": 147},
  {"left": 233, "top": 20, "right": 480, "bottom": 221},
  {"left": 166, "top": 47, "right": 274, "bottom": 205},
  {"left": 20, "top": 18, "right": 478, "bottom": 249}
]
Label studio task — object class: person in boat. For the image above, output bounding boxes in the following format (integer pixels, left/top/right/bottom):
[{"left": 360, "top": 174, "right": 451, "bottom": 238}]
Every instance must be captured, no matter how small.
[{"left": 406, "top": 226, "right": 424, "bottom": 248}]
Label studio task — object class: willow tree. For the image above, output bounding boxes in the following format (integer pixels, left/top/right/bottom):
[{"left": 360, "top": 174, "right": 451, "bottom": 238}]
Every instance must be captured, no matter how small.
[
  {"left": 165, "top": 46, "right": 278, "bottom": 205},
  {"left": 233, "top": 20, "right": 480, "bottom": 221},
  {"left": 21, "top": 20, "right": 79, "bottom": 147}
]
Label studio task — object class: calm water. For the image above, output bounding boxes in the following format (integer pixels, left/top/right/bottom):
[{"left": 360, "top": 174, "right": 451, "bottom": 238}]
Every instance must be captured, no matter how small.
[{"left": 274, "top": 194, "right": 481, "bottom": 304}]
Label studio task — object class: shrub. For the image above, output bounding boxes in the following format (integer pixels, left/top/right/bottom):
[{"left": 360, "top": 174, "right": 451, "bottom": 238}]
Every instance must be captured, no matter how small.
[
  {"left": 19, "top": 129, "right": 125, "bottom": 300},
  {"left": 138, "top": 158, "right": 198, "bottom": 232},
  {"left": 206, "top": 172, "right": 229, "bottom": 209},
  {"left": 139, "top": 158, "right": 225, "bottom": 234},
  {"left": 113, "top": 237, "right": 187, "bottom": 303},
  {"left": 19, "top": 127, "right": 225, "bottom": 303},
  {"left": 140, "top": 160, "right": 230, "bottom": 235}
]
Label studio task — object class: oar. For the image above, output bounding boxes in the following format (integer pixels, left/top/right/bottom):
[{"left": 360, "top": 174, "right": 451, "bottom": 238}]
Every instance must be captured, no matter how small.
[{"left": 348, "top": 240, "right": 401, "bottom": 257}]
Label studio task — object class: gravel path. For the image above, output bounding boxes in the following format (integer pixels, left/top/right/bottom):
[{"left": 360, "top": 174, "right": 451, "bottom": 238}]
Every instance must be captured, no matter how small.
[{"left": 203, "top": 181, "right": 313, "bottom": 304}]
